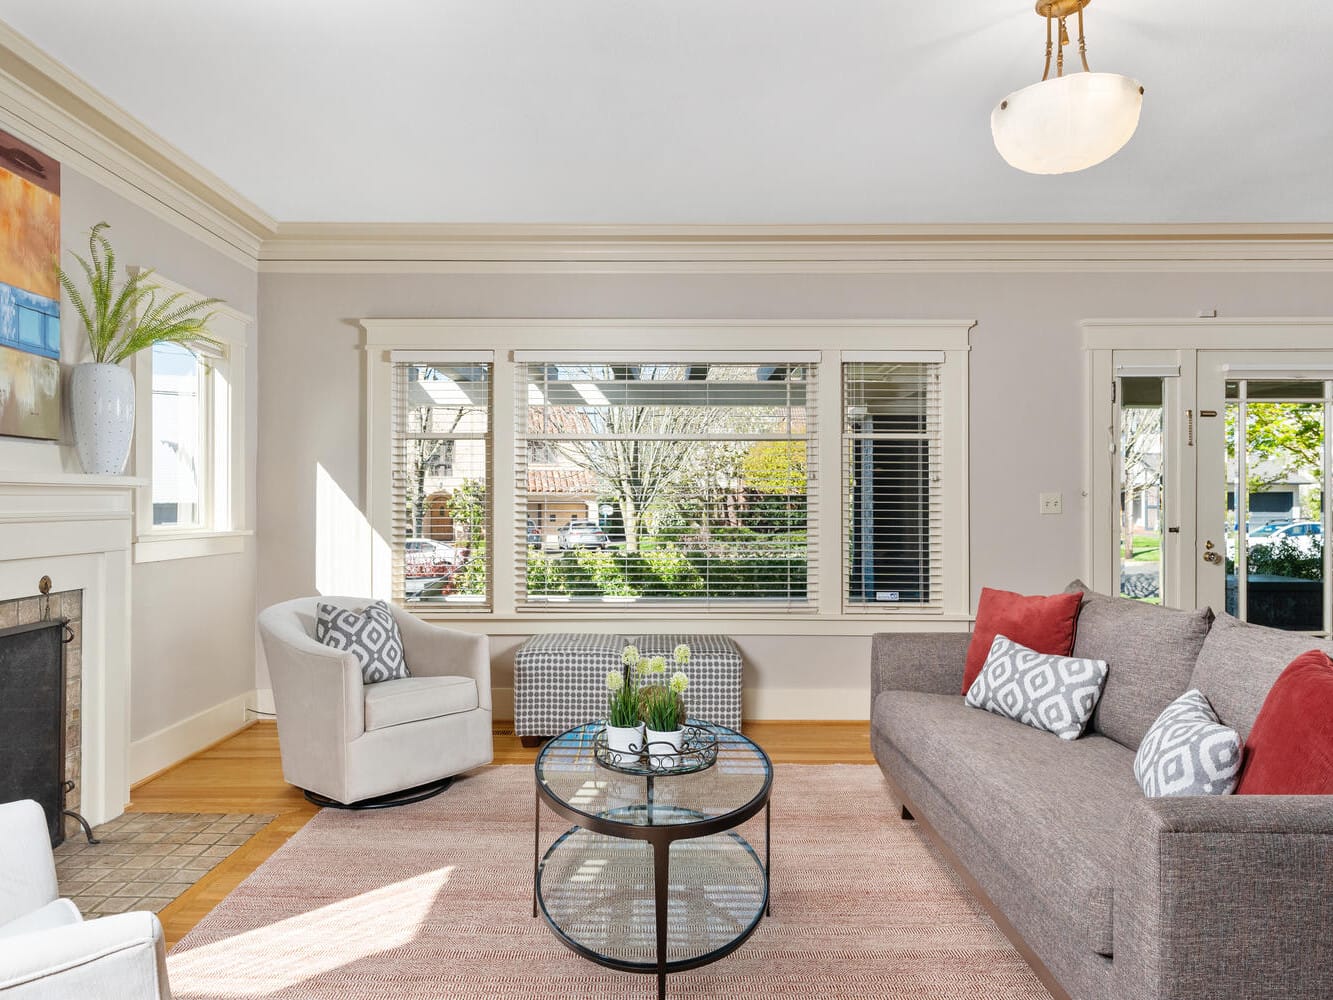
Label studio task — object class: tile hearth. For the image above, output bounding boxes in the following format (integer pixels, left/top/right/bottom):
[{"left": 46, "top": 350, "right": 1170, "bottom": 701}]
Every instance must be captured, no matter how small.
[{"left": 54, "top": 812, "right": 273, "bottom": 918}]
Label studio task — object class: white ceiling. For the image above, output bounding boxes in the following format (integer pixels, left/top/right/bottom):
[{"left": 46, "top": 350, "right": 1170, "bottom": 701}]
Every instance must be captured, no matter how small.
[{"left": 2, "top": 1, "right": 1331, "bottom": 225}]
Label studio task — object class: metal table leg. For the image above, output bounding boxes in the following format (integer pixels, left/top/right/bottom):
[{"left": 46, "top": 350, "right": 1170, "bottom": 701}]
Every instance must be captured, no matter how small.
[{"left": 653, "top": 839, "right": 671, "bottom": 1000}]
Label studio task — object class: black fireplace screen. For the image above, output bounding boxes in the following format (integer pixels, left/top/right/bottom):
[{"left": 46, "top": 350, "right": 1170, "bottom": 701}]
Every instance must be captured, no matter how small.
[{"left": 0, "top": 618, "right": 70, "bottom": 846}]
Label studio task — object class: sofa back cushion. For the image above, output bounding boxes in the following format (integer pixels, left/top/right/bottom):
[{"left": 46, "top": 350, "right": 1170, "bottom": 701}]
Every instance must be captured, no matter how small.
[
  {"left": 1188, "top": 613, "right": 1333, "bottom": 741},
  {"left": 1065, "top": 581, "right": 1213, "bottom": 750}
]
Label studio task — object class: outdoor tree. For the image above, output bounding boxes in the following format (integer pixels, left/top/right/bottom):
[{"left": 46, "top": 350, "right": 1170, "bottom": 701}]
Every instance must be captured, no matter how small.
[
  {"left": 1121, "top": 406, "right": 1163, "bottom": 559},
  {"left": 1232, "top": 402, "right": 1323, "bottom": 493}
]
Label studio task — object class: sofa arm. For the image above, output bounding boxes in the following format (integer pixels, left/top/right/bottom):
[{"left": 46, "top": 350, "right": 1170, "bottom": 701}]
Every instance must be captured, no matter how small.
[
  {"left": 870, "top": 632, "right": 970, "bottom": 706},
  {"left": 391, "top": 610, "right": 492, "bottom": 712},
  {"left": 1114, "top": 795, "right": 1333, "bottom": 1000},
  {"left": 0, "top": 911, "right": 171, "bottom": 997}
]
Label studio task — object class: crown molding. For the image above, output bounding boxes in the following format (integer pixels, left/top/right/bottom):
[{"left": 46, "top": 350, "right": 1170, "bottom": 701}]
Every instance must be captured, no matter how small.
[
  {"left": 0, "top": 22, "right": 275, "bottom": 268},
  {"left": 258, "top": 222, "right": 1333, "bottom": 274}
]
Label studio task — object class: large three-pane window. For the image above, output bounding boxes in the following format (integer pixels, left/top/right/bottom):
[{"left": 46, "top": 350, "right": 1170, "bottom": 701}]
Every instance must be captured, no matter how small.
[{"left": 516, "top": 357, "right": 815, "bottom": 609}]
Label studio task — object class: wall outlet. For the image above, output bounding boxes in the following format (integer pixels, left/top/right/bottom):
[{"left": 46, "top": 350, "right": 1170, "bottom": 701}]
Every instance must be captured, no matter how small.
[{"left": 1039, "top": 492, "right": 1063, "bottom": 515}]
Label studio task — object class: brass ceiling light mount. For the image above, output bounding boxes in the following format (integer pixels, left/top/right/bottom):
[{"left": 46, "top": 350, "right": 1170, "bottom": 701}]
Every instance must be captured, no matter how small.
[
  {"left": 991, "top": 0, "right": 1145, "bottom": 175},
  {"left": 1035, "top": 0, "right": 1093, "bottom": 80}
]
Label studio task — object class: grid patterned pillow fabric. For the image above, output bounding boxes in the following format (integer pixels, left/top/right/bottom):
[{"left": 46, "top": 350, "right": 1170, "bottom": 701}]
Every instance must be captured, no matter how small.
[
  {"left": 1135, "top": 689, "right": 1243, "bottom": 797},
  {"left": 965, "top": 634, "right": 1108, "bottom": 741},
  {"left": 316, "top": 600, "right": 410, "bottom": 684}
]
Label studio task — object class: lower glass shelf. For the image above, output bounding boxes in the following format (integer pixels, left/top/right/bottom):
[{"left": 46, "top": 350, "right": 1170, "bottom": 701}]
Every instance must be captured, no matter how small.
[{"left": 536, "top": 825, "right": 768, "bottom": 971}]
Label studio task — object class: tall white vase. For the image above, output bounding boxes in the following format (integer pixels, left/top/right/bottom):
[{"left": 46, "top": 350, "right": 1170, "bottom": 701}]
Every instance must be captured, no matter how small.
[{"left": 71, "top": 362, "right": 135, "bottom": 475}]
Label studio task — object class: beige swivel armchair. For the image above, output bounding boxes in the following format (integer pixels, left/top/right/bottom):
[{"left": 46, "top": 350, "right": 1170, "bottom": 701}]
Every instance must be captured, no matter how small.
[
  {"left": 0, "top": 799, "right": 171, "bottom": 998},
  {"left": 257, "top": 597, "right": 493, "bottom": 806}
]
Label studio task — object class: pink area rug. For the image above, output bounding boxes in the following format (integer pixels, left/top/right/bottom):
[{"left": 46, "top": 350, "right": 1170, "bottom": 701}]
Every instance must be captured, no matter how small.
[{"left": 168, "top": 764, "right": 1049, "bottom": 999}]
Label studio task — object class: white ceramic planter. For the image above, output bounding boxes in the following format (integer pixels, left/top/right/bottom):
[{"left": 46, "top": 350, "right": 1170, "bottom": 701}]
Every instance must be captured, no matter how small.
[
  {"left": 605, "top": 723, "right": 644, "bottom": 756},
  {"left": 71, "top": 362, "right": 135, "bottom": 475},
  {"left": 645, "top": 727, "right": 685, "bottom": 768}
]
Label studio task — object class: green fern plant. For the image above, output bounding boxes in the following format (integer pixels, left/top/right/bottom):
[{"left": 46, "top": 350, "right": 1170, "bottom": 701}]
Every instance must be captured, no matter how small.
[{"left": 56, "top": 222, "right": 223, "bottom": 365}]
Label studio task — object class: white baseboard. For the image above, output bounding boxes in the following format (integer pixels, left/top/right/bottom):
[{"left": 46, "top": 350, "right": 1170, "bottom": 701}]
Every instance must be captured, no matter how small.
[
  {"left": 129, "top": 691, "right": 254, "bottom": 783},
  {"left": 251, "top": 688, "right": 275, "bottom": 716},
  {"left": 256, "top": 685, "right": 867, "bottom": 729}
]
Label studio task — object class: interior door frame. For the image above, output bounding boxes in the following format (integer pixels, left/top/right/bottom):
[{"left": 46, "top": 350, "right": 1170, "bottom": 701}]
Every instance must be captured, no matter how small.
[{"left": 1083, "top": 319, "right": 1333, "bottom": 611}]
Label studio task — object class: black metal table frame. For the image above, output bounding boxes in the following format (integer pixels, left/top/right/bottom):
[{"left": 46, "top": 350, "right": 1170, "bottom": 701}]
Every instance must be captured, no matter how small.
[{"left": 532, "top": 724, "right": 773, "bottom": 1000}]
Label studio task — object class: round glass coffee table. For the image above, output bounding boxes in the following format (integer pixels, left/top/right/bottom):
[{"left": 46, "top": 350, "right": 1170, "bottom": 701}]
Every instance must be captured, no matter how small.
[{"left": 533, "top": 720, "right": 772, "bottom": 999}]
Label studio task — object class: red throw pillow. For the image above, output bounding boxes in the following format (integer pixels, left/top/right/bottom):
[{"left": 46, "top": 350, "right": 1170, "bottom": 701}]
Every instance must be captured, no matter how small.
[
  {"left": 1236, "top": 650, "right": 1333, "bottom": 795},
  {"left": 962, "top": 587, "right": 1084, "bottom": 694}
]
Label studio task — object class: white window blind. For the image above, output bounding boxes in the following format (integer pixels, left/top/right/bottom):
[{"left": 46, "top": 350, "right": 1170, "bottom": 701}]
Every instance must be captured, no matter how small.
[
  {"left": 843, "top": 359, "right": 942, "bottom": 612},
  {"left": 515, "top": 358, "right": 817, "bottom": 610},
  {"left": 391, "top": 359, "right": 493, "bottom": 609}
]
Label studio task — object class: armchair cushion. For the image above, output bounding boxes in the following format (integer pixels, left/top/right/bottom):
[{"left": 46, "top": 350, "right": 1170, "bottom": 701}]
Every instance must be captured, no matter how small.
[
  {"left": 363, "top": 675, "right": 479, "bottom": 731},
  {"left": 316, "top": 600, "right": 410, "bottom": 683},
  {"left": 0, "top": 900, "right": 80, "bottom": 941}
]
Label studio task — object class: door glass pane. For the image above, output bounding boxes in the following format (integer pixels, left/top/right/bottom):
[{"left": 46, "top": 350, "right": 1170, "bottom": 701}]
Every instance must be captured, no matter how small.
[
  {"left": 1119, "top": 377, "right": 1164, "bottom": 603},
  {"left": 151, "top": 342, "right": 203, "bottom": 528},
  {"left": 1226, "top": 386, "right": 1326, "bottom": 631}
]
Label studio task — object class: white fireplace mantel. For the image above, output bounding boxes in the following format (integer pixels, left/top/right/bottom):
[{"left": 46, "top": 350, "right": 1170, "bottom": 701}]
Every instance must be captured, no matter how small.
[{"left": 0, "top": 472, "right": 146, "bottom": 825}]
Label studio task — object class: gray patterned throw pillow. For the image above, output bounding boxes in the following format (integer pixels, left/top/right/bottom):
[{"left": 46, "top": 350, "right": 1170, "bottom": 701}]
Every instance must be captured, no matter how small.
[
  {"left": 316, "top": 600, "right": 410, "bottom": 684},
  {"left": 1134, "top": 689, "right": 1242, "bottom": 797},
  {"left": 965, "top": 634, "right": 1108, "bottom": 741}
]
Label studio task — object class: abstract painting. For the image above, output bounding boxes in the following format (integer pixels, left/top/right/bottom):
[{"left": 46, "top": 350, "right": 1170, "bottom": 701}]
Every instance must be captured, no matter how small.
[{"left": 0, "top": 127, "right": 61, "bottom": 440}]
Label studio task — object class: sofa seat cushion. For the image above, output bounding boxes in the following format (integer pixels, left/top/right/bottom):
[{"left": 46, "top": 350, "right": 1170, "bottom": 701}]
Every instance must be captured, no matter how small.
[
  {"left": 1065, "top": 581, "right": 1213, "bottom": 751},
  {"left": 363, "top": 676, "right": 478, "bottom": 731},
  {"left": 873, "top": 689, "right": 1140, "bottom": 957},
  {"left": 1189, "top": 613, "right": 1333, "bottom": 742}
]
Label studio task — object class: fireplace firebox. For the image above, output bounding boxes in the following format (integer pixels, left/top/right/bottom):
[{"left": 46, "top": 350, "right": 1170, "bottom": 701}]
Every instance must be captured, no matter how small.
[{"left": 0, "top": 617, "right": 96, "bottom": 846}]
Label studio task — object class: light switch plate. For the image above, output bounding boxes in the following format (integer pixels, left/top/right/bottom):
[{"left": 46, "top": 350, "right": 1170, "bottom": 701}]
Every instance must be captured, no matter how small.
[{"left": 1039, "top": 492, "right": 1063, "bottom": 515}]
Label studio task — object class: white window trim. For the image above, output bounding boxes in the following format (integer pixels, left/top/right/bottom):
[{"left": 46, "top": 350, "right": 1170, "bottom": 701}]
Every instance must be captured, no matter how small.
[
  {"left": 131, "top": 272, "right": 253, "bottom": 563},
  {"left": 364, "top": 319, "right": 974, "bottom": 632}
]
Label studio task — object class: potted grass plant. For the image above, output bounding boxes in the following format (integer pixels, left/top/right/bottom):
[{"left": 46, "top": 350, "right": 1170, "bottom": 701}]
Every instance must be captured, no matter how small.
[
  {"left": 57, "top": 223, "right": 222, "bottom": 474},
  {"left": 641, "top": 644, "right": 691, "bottom": 766},
  {"left": 604, "top": 645, "right": 646, "bottom": 754}
]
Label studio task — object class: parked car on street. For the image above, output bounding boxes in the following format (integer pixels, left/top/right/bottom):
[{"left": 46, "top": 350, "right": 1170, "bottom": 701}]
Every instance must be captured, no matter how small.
[
  {"left": 557, "top": 519, "right": 609, "bottom": 550},
  {"left": 405, "top": 538, "right": 461, "bottom": 595},
  {"left": 527, "top": 519, "right": 542, "bottom": 546},
  {"left": 1248, "top": 519, "right": 1322, "bottom": 555}
]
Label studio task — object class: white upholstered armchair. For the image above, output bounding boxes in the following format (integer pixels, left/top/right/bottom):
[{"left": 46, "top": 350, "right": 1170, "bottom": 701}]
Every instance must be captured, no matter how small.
[
  {"left": 257, "top": 597, "right": 494, "bottom": 806},
  {"left": 0, "top": 799, "right": 171, "bottom": 998}
]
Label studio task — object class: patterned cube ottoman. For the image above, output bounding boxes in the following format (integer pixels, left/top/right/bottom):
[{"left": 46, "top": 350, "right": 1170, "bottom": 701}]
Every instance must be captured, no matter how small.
[{"left": 513, "top": 632, "right": 743, "bottom": 740}]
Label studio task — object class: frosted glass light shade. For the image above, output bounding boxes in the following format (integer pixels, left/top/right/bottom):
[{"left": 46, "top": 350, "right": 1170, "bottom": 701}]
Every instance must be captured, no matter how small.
[{"left": 991, "top": 71, "right": 1143, "bottom": 175}]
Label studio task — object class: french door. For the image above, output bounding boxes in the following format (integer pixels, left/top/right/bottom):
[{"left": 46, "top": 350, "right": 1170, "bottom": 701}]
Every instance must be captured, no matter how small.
[
  {"left": 1103, "top": 347, "right": 1333, "bottom": 636},
  {"left": 1195, "top": 352, "right": 1333, "bottom": 636}
]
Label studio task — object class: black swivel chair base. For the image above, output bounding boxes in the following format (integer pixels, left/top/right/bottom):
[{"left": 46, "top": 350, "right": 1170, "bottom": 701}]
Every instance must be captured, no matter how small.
[{"left": 302, "top": 775, "right": 456, "bottom": 810}]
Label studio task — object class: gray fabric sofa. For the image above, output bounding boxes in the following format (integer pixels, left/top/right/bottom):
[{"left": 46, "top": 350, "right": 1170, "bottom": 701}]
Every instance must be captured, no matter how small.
[{"left": 871, "top": 587, "right": 1333, "bottom": 1000}]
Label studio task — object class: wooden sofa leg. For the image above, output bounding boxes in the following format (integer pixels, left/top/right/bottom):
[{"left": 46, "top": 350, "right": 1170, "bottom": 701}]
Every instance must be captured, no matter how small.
[
  {"left": 901, "top": 805, "right": 914, "bottom": 821},
  {"left": 520, "top": 736, "right": 546, "bottom": 748}
]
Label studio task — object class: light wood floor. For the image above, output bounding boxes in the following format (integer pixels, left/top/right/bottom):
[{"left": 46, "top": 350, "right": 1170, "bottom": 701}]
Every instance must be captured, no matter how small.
[{"left": 130, "top": 719, "right": 873, "bottom": 947}]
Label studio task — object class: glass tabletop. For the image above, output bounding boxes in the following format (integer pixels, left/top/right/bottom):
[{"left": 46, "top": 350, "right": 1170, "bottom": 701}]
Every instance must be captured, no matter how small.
[{"left": 535, "top": 721, "right": 772, "bottom": 831}]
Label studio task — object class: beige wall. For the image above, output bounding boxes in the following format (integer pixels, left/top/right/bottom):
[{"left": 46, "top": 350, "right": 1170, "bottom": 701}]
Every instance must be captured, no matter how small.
[
  {"left": 255, "top": 268, "right": 1333, "bottom": 718},
  {"left": 0, "top": 165, "right": 259, "bottom": 748}
]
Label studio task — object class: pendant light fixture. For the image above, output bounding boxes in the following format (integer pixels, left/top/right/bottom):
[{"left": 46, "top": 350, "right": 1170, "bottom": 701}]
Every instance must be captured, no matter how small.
[{"left": 991, "top": 0, "right": 1144, "bottom": 175}]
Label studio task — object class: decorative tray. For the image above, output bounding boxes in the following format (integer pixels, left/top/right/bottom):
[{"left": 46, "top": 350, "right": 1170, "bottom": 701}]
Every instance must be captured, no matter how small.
[{"left": 593, "top": 723, "right": 719, "bottom": 776}]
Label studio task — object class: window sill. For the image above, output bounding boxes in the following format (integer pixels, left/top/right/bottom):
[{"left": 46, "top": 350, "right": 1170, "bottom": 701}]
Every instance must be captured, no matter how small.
[
  {"left": 401, "top": 610, "right": 974, "bottom": 637},
  {"left": 134, "top": 529, "right": 253, "bottom": 564}
]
